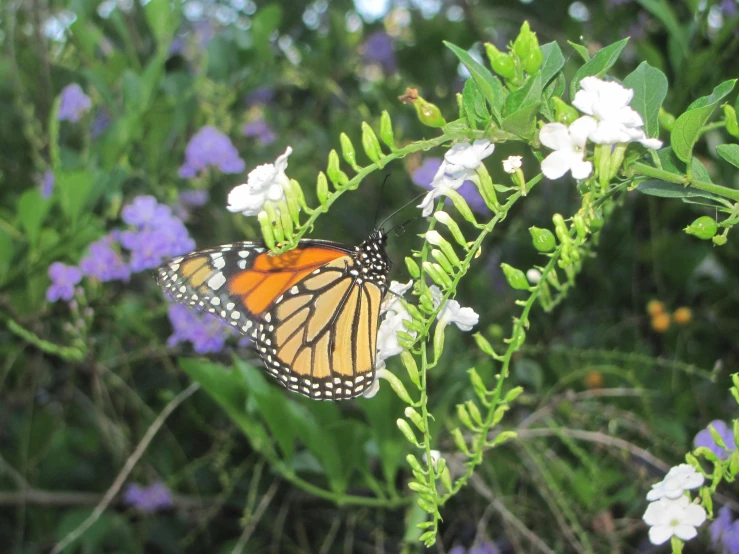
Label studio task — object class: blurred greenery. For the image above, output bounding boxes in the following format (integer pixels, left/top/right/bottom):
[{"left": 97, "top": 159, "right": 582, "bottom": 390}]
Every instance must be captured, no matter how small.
[{"left": 2, "top": 0, "right": 739, "bottom": 552}]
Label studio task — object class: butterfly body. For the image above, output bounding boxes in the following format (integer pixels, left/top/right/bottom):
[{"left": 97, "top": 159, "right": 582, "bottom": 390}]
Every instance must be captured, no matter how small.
[{"left": 157, "top": 230, "right": 390, "bottom": 400}]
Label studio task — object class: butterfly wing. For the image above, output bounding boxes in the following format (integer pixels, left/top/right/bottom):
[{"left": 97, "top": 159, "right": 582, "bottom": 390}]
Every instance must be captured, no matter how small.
[{"left": 157, "top": 240, "right": 385, "bottom": 400}]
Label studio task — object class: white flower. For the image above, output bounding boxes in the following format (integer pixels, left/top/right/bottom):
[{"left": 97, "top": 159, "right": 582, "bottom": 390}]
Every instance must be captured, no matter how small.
[
  {"left": 418, "top": 140, "right": 494, "bottom": 217},
  {"left": 422, "top": 449, "right": 442, "bottom": 466},
  {"left": 573, "top": 77, "right": 662, "bottom": 149},
  {"left": 429, "top": 285, "right": 479, "bottom": 331},
  {"left": 503, "top": 155, "right": 523, "bottom": 174},
  {"left": 362, "top": 373, "right": 381, "bottom": 398},
  {"left": 646, "top": 464, "right": 705, "bottom": 501},
  {"left": 375, "top": 306, "right": 415, "bottom": 366},
  {"left": 380, "top": 280, "right": 414, "bottom": 314},
  {"left": 539, "top": 117, "right": 596, "bottom": 180},
  {"left": 227, "top": 147, "right": 292, "bottom": 216},
  {"left": 643, "top": 496, "right": 706, "bottom": 545}
]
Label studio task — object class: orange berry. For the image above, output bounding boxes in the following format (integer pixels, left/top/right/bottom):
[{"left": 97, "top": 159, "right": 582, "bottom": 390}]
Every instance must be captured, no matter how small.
[
  {"left": 584, "top": 371, "right": 604, "bottom": 389},
  {"left": 651, "top": 313, "right": 671, "bottom": 333},
  {"left": 646, "top": 300, "right": 664, "bottom": 316},
  {"left": 673, "top": 307, "right": 692, "bottom": 326}
]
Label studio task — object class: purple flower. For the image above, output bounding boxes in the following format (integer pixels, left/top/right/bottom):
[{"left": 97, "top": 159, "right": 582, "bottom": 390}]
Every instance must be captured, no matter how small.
[
  {"left": 711, "top": 507, "right": 739, "bottom": 554},
  {"left": 722, "top": 0, "right": 738, "bottom": 17},
  {"left": 123, "top": 482, "right": 173, "bottom": 513},
  {"left": 58, "top": 83, "right": 92, "bottom": 122},
  {"left": 167, "top": 304, "right": 232, "bottom": 354},
  {"left": 79, "top": 235, "right": 131, "bottom": 282},
  {"left": 46, "top": 262, "right": 82, "bottom": 302},
  {"left": 173, "top": 189, "right": 209, "bottom": 221},
  {"left": 244, "top": 87, "right": 275, "bottom": 107},
  {"left": 362, "top": 31, "right": 397, "bottom": 73},
  {"left": 694, "top": 420, "right": 736, "bottom": 460},
  {"left": 412, "top": 157, "right": 489, "bottom": 214},
  {"left": 119, "top": 196, "right": 196, "bottom": 272},
  {"left": 179, "top": 126, "right": 245, "bottom": 178},
  {"left": 40, "top": 170, "right": 54, "bottom": 198},
  {"left": 242, "top": 118, "right": 276, "bottom": 146}
]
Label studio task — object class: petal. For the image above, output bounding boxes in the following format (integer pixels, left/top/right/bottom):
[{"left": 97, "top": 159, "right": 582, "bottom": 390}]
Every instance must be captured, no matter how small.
[
  {"left": 572, "top": 89, "right": 597, "bottom": 115},
  {"left": 648, "top": 525, "right": 673, "bottom": 545},
  {"left": 672, "top": 525, "right": 698, "bottom": 542},
  {"left": 541, "top": 151, "right": 574, "bottom": 179},
  {"left": 274, "top": 146, "right": 293, "bottom": 172},
  {"left": 539, "top": 123, "right": 571, "bottom": 150},
  {"left": 418, "top": 189, "right": 440, "bottom": 217},
  {"left": 639, "top": 137, "right": 663, "bottom": 149},
  {"left": 683, "top": 504, "right": 708, "bottom": 526},
  {"left": 450, "top": 305, "right": 479, "bottom": 331},
  {"left": 568, "top": 116, "right": 598, "bottom": 147},
  {"left": 570, "top": 159, "right": 593, "bottom": 180}
]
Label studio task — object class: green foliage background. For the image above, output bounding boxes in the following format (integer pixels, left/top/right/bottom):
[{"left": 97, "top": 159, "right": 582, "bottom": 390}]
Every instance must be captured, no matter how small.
[{"left": 2, "top": 0, "right": 739, "bottom": 552}]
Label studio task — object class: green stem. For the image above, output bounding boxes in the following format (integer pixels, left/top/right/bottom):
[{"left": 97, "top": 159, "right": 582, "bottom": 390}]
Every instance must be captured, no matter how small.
[
  {"left": 4, "top": 317, "right": 86, "bottom": 361},
  {"left": 629, "top": 162, "right": 739, "bottom": 202}
]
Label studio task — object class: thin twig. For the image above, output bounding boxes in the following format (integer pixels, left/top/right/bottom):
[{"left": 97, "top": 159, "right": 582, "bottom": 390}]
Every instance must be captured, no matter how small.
[
  {"left": 50, "top": 383, "right": 200, "bottom": 554},
  {"left": 231, "top": 480, "right": 280, "bottom": 554}
]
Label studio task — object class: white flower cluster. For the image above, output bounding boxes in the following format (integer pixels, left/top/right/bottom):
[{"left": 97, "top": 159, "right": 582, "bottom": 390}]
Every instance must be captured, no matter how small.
[
  {"left": 227, "top": 147, "right": 293, "bottom": 216},
  {"left": 540, "top": 77, "right": 662, "bottom": 180},
  {"left": 642, "top": 464, "right": 706, "bottom": 545},
  {"left": 418, "top": 140, "right": 494, "bottom": 217}
]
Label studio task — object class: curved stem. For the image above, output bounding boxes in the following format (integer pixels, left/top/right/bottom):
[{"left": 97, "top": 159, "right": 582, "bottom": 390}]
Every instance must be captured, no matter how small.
[{"left": 629, "top": 161, "right": 739, "bottom": 202}]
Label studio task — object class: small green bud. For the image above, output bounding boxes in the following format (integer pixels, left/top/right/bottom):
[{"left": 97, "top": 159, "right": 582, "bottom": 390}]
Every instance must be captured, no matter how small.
[
  {"left": 503, "top": 386, "right": 524, "bottom": 404},
  {"left": 416, "top": 498, "right": 434, "bottom": 513},
  {"left": 659, "top": 108, "right": 676, "bottom": 132},
  {"left": 380, "top": 110, "right": 397, "bottom": 150},
  {"left": 551, "top": 97, "right": 580, "bottom": 125},
  {"left": 513, "top": 21, "right": 542, "bottom": 74},
  {"left": 488, "top": 430, "right": 517, "bottom": 448},
  {"left": 327, "top": 149, "right": 349, "bottom": 187},
  {"left": 473, "top": 333, "right": 498, "bottom": 358},
  {"left": 501, "top": 263, "right": 530, "bottom": 290},
  {"left": 340, "top": 132, "right": 359, "bottom": 169},
  {"left": 432, "top": 320, "right": 446, "bottom": 362},
  {"left": 452, "top": 427, "right": 472, "bottom": 455},
  {"left": 263, "top": 203, "right": 285, "bottom": 243},
  {"left": 426, "top": 230, "right": 462, "bottom": 268},
  {"left": 400, "top": 88, "right": 446, "bottom": 128},
  {"left": 684, "top": 216, "right": 718, "bottom": 240},
  {"left": 397, "top": 418, "right": 420, "bottom": 445},
  {"left": 258, "top": 211, "right": 276, "bottom": 250},
  {"left": 467, "top": 368, "right": 489, "bottom": 403},
  {"left": 701, "top": 486, "right": 713, "bottom": 518},
  {"left": 730, "top": 449, "right": 739, "bottom": 476},
  {"left": 422, "top": 261, "right": 453, "bottom": 289},
  {"left": 439, "top": 464, "right": 453, "bottom": 493},
  {"left": 573, "top": 214, "right": 587, "bottom": 239},
  {"left": 431, "top": 249, "right": 455, "bottom": 275},
  {"left": 401, "top": 350, "right": 420, "bottom": 388},
  {"left": 491, "top": 405, "right": 509, "bottom": 426},
  {"left": 445, "top": 190, "right": 479, "bottom": 226},
  {"left": 475, "top": 164, "right": 500, "bottom": 211},
  {"left": 484, "top": 42, "right": 516, "bottom": 80},
  {"left": 465, "top": 400, "right": 483, "bottom": 426},
  {"left": 405, "top": 407, "right": 426, "bottom": 432},
  {"left": 529, "top": 226, "right": 556, "bottom": 252},
  {"left": 407, "top": 481, "right": 429, "bottom": 494},
  {"left": 316, "top": 171, "right": 329, "bottom": 206},
  {"left": 552, "top": 213, "right": 570, "bottom": 244},
  {"left": 361, "top": 121, "right": 383, "bottom": 163},
  {"left": 714, "top": 234, "right": 728, "bottom": 246},
  {"left": 434, "top": 211, "right": 468, "bottom": 247},
  {"left": 456, "top": 403, "right": 476, "bottom": 429},
  {"left": 724, "top": 104, "right": 739, "bottom": 138},
  {"left": 405, "top": 256, "right": 421, "bottom": 278},
  {"left": 406, "top": 454, "right": 425, "bottom": 474}
]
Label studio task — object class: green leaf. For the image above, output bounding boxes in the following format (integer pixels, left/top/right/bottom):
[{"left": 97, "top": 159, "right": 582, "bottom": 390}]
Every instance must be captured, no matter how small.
[
  {"left": 252, "top": 4, "right": 282, "bottom": 57},
  {"left": 567, "top": 41, "right": 590, "bottom": 62},
  {"left": 57, "top": 170, "right": 97, "bottom": 225},
  {"left": 671, "top": 80, "right": 737, "bottom": 162},
  {"left": 636, "top": 179, "right": 725, "bottom": 204},
  {"left": 17, "top": 189, "right": 51, "bottom": 245},
  {"left": 444, "top": 41, "right": 504, "bottom": 123},
  {"left": 717, "top": 144, "right": 739, "bottom": 168},
  {"left": 462, "top": 78, "right": 490, "bottom": 129},
  {"left": 570, "top": 38, "right": 630, "bottom": 100},
  {"left": 502, "top": 73, "right": 542, "bottom": 139},
  {"left": 0, "top": 231, "right": 13, "bottom": 285},
  {"left": 144, "top": 0, "right": 180, "bottom": 48},
  {"left": 623, "top": 62, "right": 668, "bottom": 138},
  {"left": 539, "top": 42, "right": 565, "bottom": 87}
]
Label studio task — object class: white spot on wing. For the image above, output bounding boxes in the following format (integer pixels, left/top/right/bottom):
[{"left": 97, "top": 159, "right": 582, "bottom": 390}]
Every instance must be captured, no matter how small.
[{"left": 207, "top": 272, "right": 226, "bottom": 290}]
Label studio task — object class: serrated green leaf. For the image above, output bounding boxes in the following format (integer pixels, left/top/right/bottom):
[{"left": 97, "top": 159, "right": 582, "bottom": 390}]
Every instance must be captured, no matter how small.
[
  {"left": 570, "top": 38, "right": 630, "bottom": 100},
  {"left": 539, "top": 42, "right": 565, "bottom": 87},
  {"left": 671, "top": 80, "right": 737, "bottom": 162},
  {"left": 623, "top": 62, "right": 668, "bottom": 139},
  {"left": 717, "top": 144, "right": 739, "bottom": 168},
  {"left": 444, "top": 41, "right": 504, "bottom": 123}
]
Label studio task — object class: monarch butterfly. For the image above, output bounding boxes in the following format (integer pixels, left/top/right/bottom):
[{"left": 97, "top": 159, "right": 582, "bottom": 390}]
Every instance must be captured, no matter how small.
[{"left": 156, "top": 230, "right": 391, "bottom": 400}]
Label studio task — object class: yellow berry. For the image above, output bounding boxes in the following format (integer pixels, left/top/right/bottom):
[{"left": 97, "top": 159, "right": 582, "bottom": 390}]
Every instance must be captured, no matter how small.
[
  {"left": 651, "top": 313, "right": 671, "bottom": 333},
  {"left": 584, "top": 371, "right": 604, "bottom": 389},
  {"left": 673, "top": 307, "right": 692, "bottom": 326},
  {"left": 646, "top": 300, "right": 664, "bottom": 317}
]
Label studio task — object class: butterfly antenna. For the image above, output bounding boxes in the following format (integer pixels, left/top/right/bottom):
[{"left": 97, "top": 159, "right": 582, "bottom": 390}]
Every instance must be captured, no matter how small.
[
  {"left": 378, "top": 192, "right": 426, "bottom": 232},
  {"left": 373, "top": 174, "right": 392, "bottom": 229}
]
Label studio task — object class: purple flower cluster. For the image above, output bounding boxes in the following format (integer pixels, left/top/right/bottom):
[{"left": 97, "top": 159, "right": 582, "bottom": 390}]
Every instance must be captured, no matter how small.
[
  {"left": 242, "top": 118, "right": 276, "bottom": 146},
  {"left": 123, "top": 482, "right": 173, "bottom": 513},
  {"left": 46, "top": 263, "right": 82, "bottom": 302},
  {"left": 179, "top": 126, "right": 245, "bottom": 178},
  {"left": 694, "top": 420, "right": 737, "bottom": 460},
  {"left": 167, "top": 304, "right": 232, "bottom": 354},
  {"left": 80, "top": 235, "right": 131, "bottom": 282},
  {"left": 712, "top": 506, "right": 739, "bottom": 554},
  {"left": 58, "top": 83, "right": 92, "bottom": 123},
  {"left": 362, "top": 31, "right": 397, "bottom": 73},
  {"left": 412, "top": 157, "right": 490, "bottom": 214},
  {"left": 119, "top": 196, "right": 195, "bottom": 272}
]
